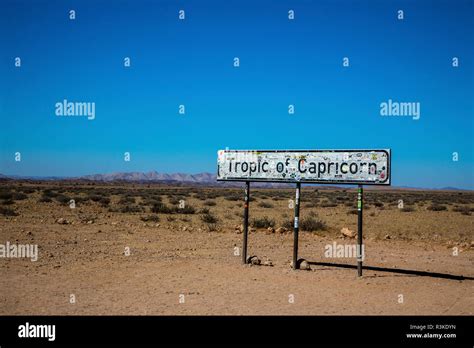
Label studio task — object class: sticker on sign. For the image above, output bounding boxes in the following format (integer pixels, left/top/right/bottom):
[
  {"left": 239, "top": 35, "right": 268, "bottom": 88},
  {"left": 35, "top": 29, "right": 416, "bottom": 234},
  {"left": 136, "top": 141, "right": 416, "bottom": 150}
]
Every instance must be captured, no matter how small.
[{"left": 217, "top": 149, "right": 391, "bottom": 185}]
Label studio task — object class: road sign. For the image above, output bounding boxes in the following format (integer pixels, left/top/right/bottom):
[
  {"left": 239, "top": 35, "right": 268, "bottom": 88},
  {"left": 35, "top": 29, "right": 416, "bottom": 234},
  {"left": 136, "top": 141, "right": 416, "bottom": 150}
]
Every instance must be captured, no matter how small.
[
  {"left": 218, "top": 148, "right": 392, "bottom": 276},
  {"left": 217, "top": 149, "right": 391, "bottom": 185}
]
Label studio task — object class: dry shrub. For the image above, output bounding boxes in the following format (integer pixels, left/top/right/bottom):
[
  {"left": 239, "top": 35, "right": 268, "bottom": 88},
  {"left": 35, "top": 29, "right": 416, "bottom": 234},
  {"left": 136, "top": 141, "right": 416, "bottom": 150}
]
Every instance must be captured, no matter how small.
[
  {"left": 0, "top": 207, "right": 18, "bottom": 216},
  {"left": 300, "top": 217, "right": 326, "bottom": 232},
  {"left": 427, "top": 204, "right": 447, "bottom": 211},
  {"left": 251, "top": 216, "right": 275, "bottom": 229},
  {"left": 201, "top": 213, "right": 219, "bottom": 224}
]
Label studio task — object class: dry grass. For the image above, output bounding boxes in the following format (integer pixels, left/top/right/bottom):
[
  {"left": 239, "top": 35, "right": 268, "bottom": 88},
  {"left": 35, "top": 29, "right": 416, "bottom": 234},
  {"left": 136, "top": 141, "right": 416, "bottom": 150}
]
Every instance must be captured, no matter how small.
[{"left": 1, "top": 181, "right": 473, "bottom": 243}]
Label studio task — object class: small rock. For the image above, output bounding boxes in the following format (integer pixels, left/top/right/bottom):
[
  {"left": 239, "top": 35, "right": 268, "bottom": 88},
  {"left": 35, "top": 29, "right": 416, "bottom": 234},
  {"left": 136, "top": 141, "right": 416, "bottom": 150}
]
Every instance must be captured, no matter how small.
[
  {"left": 86, "top": 220, "right": 94, "bottom": 224},
  {"left": 290, "top": 260, "right": 311, "bottom": 270},
  {"left": 56, "top": 218, "right": 70, "bottom": 225},
  {"left": 299, "top": 260, "right": 311, "bottom": 270},
  {"left": 384, "top": 234, "right": 391, "bottom": 240},
  {"left": 249, "top": 256, "right": 261, "bottom": 265},
  {"left": 263, "top": 260, "right": 273, "bottom": 267},
  {"left": 182, "top": 226, "right": 187, "bottom": 231},
  {"left": 276, "top": 227, "right": 288, "bottom": 234},
  {"left": 341, "top": 227, "right": 356, "bottom": 238},
  {"left": 266, "top": 227, "right": 275, "bottom": 234}
]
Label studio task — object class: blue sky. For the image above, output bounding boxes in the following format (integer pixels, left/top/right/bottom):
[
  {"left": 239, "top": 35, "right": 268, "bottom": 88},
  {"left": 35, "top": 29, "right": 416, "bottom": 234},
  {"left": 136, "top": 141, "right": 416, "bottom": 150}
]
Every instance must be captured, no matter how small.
[{"left": 0, "top": 0, "right": 473, "bottom": 189}]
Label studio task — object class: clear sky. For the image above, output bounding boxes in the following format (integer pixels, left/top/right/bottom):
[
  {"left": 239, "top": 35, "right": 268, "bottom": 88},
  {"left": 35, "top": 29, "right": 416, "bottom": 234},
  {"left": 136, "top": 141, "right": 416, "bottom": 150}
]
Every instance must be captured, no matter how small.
[{"left": 0, "top": 0, "right": 473, "bottom": 189}]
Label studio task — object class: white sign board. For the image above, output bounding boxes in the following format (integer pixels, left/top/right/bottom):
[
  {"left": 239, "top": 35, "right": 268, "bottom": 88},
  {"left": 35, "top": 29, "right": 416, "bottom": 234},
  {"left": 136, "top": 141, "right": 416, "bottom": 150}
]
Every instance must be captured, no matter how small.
[{"left": 217, "top": 149, "right": 391, "bottom": 185}]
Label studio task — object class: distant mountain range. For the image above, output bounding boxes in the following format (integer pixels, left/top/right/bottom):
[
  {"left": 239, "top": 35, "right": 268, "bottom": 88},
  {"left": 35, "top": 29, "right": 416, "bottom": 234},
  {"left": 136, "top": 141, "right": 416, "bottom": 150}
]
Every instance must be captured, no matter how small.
[
  {"left": 0, "top": 171, "right": 470, "bottom": 190},
  {"left": 0, "top": 171, "right": 288, "bottom": 188},
  {"left": 0, "top": 171, "right": 219, "bottom": 185},
  {"left": 80, "top": 171, "right": 217, "bottom": 183}
]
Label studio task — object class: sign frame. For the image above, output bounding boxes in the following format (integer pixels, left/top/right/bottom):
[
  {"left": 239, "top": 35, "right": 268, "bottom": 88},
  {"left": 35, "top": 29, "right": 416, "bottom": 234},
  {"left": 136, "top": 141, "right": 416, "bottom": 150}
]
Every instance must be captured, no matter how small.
[{"left": 217, "top": 149, "right": 391, "bottom": 186}]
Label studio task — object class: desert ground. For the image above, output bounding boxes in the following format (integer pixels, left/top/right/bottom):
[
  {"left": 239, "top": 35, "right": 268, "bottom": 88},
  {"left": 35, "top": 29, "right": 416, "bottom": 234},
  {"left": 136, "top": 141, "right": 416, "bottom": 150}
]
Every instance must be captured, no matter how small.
[{"left": 0, "top": 181, "right": 473, "bottom": 315}]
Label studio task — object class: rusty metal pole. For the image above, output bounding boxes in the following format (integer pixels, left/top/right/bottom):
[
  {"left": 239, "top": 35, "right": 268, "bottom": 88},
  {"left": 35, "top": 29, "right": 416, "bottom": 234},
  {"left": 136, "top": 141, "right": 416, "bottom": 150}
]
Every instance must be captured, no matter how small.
[
  {"left": 293, "top": 182, "right": 301, "bottom": 270},
  {"left": 242, "top": 181, "right": 250, "bottom": 264},
  {"left": 357, "top": 185, "right": 363, "bottom": 276}
]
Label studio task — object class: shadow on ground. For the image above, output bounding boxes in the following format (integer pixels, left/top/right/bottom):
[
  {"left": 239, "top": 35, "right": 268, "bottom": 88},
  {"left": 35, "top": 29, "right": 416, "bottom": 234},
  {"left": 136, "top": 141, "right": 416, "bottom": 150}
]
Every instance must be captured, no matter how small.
[{"left": 308, "top": 261, "right": 474, "bottom": 281}]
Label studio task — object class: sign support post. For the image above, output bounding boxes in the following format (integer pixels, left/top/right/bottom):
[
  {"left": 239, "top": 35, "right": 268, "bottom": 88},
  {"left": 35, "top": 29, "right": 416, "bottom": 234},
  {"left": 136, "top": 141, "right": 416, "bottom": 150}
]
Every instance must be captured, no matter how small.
[
  {"left": 293, "top": 182, "right": 301, "bottom": 270},
  {"left": 357, "top": 184, "right": 363, "bottom": 276},
  {"left": 242, "top": 181, "right": 250, "bottom": 264}
]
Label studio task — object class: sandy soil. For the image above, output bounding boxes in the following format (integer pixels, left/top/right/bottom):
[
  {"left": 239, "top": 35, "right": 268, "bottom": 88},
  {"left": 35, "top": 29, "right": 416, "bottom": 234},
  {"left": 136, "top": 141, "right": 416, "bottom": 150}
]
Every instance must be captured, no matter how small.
[{"left": 0, "top": 183, "right": 473, "bottom": 315}]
